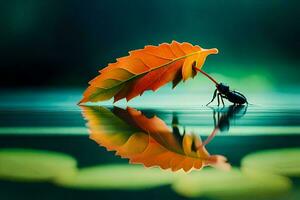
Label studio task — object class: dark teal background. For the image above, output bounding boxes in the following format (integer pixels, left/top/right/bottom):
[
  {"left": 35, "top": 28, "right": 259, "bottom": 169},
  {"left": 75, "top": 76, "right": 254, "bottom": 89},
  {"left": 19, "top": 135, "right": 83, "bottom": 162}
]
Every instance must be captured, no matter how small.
[{"left": 1, "top": 0, "right": 299, "bottom": 87}]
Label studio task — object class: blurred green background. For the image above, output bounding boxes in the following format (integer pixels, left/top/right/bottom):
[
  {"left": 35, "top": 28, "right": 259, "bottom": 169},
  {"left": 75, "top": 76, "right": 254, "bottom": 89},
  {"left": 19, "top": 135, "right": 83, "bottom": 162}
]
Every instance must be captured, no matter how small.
[{"left": 0, "top": 0, "right": 299, "bottom": 91}]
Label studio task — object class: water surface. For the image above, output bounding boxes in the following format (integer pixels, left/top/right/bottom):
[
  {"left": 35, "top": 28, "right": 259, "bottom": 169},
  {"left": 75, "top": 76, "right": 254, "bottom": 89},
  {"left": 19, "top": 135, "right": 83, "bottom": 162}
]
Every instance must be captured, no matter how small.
[{"left": 0, "top": 89, "right": 299, "bottom": 200}]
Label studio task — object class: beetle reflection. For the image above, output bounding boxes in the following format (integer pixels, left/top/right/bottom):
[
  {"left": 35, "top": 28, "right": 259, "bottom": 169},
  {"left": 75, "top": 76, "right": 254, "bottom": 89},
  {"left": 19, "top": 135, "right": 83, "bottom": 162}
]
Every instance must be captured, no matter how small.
[
  {"left": 80, "top": 105, "right": 247, "bottom": 172},
  {"left": 203, "top": 105, "right": 247, "bottom": 145}
]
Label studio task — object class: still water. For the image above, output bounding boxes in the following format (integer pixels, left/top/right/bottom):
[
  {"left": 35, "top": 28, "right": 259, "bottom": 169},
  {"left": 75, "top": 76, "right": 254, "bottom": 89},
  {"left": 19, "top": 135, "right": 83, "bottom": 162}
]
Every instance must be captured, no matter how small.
[{"left": 0, "top": 89, "right": 299, "bottom": 200}]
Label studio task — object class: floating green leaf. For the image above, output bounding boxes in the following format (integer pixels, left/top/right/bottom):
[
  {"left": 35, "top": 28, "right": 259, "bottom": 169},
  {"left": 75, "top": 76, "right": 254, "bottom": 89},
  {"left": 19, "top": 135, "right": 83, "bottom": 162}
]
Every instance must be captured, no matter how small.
[
  {"left": 56, "top": 164, "right": 181, "bottom": 190},
  {"left": 0, "top": 148, "right": 77, "bottom": 182},
  {"left": 241, "top": 148, "right": 300, "bottom": 177},
  {"left": 172, "top": 168, "right": 291, "bottom": 199}
]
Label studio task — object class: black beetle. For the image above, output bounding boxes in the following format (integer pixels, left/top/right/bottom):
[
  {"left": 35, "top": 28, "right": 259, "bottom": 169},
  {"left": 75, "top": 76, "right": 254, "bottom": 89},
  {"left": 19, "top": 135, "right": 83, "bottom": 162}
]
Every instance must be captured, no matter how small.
[
  {"left": 207, "top": 83, "right": 248, "bottom": 106},
  {"left": 193, "top": 67, "right": 248, "bottom": 106}
]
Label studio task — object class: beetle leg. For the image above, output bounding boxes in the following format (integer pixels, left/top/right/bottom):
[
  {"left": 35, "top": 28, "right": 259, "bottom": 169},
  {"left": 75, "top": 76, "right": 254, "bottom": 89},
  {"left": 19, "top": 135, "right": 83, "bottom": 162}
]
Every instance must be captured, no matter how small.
[
  {"left": 221, "top": 94, "right": 227, "bottom": 99},
  {"left": 206, "top": 89, "right": 217, "bottom": 106},
  {"left": 243, "top": 104, "right": 248, "bottom": 115},
  {"left": 220, "top": 95, "right": 225, "bottom": 107},
  {"left": 217, "top": 93, "right": 224, "bottom": 107}
]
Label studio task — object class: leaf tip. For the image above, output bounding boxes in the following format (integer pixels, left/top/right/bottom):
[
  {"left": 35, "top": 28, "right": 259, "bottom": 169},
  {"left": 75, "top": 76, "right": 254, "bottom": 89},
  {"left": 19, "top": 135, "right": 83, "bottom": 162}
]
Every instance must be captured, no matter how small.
[
  {"left": 206, "top": 48, "right": 219, "bottom": 55},
  {"left": 78, "top": 97, "right": 87, "bottom": 105}
]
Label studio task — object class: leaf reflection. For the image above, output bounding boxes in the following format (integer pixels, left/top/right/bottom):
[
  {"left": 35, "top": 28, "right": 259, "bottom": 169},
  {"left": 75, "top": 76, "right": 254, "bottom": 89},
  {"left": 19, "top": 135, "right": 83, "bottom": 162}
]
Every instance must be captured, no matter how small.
[{"left": 80, "top": 106, "right": 237, "bottom": 172}]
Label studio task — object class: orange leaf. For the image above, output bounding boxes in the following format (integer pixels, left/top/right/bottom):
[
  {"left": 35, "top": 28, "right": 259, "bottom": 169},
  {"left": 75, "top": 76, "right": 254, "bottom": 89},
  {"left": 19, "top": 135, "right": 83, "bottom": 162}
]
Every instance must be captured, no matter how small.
[
  {"left": 79, "top": 41, "right": 218, "bottom": 103},
  {"left": 80, "top": 106, "right": 230, "bottom": 172}
]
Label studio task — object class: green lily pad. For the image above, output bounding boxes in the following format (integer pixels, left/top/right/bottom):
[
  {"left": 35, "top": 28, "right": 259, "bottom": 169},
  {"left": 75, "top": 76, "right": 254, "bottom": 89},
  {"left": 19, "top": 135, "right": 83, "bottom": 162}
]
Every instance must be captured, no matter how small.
[
  {"left": 241, "top": 148, "right": 300, "bottom": 177},
  {"left": 172, "top": 168, "right": 291, "bottom": 199},
  {"left": 56, "top": 164, "right": 181, "bottom": 190},
  {"left": 0, "top": 148, "right": 77, "bottom": 182}
]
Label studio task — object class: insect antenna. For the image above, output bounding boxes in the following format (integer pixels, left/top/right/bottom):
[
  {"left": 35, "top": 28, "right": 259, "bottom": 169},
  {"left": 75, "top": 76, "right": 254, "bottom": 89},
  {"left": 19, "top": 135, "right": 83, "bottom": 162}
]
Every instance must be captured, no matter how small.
[{"left": 194, "top": 68, "right": 219, "bottom": 85}]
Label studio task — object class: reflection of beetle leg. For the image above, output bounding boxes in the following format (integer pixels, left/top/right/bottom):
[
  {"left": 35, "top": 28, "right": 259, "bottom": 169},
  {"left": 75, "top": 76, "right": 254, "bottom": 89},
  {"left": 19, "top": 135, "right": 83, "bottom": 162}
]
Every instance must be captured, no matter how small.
[
  {"left": 207, "top": 89, "right": 218, "bottom": 106},
  {"left": 213, "top": 110, "right": 216, "bottom": 127}
]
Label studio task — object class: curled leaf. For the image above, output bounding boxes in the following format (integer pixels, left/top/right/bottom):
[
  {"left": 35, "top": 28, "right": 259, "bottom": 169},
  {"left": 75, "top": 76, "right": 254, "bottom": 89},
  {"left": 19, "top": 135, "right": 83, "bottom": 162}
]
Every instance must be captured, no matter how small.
[
  {"left": 80, "top": 106, "right": 229, "bottom": 172},
  {"left": 79, "top": 41, "right": 218, "bottom": 103}
]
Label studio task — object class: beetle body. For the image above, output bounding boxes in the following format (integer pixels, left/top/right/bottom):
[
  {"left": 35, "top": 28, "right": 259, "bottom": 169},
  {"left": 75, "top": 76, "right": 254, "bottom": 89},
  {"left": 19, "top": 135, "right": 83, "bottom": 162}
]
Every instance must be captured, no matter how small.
[{"left": 225, "top": 91, "right": 247, "bottom": 104}]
